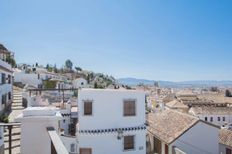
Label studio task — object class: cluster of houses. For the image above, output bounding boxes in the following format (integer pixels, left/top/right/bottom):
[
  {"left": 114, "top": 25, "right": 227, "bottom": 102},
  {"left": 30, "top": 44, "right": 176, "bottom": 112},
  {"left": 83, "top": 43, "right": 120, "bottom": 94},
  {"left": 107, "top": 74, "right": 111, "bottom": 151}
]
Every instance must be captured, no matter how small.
[
  {"left": 14, "top": 64, "right": 88, "bottom": 89},
  {"left": 1, "top": 44, "right": 232, "bottom": 154}
]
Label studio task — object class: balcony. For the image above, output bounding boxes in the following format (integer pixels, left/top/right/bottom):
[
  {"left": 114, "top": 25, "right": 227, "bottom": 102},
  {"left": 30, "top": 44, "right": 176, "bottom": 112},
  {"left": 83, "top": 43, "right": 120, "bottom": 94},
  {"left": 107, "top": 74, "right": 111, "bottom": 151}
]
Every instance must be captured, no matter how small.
[{"left": 0, "top": 49, "right": 13, "bottom": 72}]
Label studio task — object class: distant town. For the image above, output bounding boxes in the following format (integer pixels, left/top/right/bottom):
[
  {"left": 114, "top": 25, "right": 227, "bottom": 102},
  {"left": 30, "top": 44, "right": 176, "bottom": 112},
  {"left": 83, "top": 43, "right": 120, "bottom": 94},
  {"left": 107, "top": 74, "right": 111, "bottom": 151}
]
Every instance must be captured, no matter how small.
[{"left": 0, "top": 43, "right": 232, "bottom": 154}]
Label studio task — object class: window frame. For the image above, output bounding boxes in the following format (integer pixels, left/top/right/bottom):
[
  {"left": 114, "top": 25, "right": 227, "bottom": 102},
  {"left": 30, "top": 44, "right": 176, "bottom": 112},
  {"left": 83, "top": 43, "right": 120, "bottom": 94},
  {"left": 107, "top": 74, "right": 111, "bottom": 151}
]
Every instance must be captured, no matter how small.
[
  {"left": 123, "top": 99, "right": 137, "bottom": 117},
  {"left": 70, "top": 143, "right": 76, "bottom": 153},
  {"left": 80, "top": 148, "right": 92, "bottom": 154},
  {"left": 223, "top": 117, "right": 226, "bottom": 121},
  {"left": 83, "top": 100, "right": 93, "bottom": 116},
  {"left": 123, "top": 135, "right": 135, "bottom": 151},
  {"left": 210, "top": 117, "right": 213, "bottom": 122}
]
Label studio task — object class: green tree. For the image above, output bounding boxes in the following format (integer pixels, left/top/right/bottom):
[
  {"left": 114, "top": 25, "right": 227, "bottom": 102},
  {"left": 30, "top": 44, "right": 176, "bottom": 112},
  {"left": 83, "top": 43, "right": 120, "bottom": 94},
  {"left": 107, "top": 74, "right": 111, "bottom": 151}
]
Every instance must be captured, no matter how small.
[
  {"left": 54, "top": 64, "right": 58, "bottom": 73},
  {"left": 6, "top": 55, "right": 16, "bottom": 67},
  {"left": 75, "top": 66, "right": 82, "bottom": 72},
  {"left": 65, "top": 59, "right": 73, "bottom": 70}
]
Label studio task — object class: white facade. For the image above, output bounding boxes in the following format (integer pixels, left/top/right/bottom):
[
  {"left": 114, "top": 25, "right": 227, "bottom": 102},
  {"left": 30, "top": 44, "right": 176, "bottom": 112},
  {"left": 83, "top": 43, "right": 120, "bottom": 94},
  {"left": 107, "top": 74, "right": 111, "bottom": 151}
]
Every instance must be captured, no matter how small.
[
  {"left": 14, "top": 71, "right": 42, "bottom": 88},
  {"left": 170, "top": 121, "right": 219, "bottom": 154},
  {"left": 15, "top": 107, "right": 62, "bottom": 154},
  {"left": 60, "top": 135, "right": 78, "bottom": 154},
  {"left": 189, "top": 108, "right": 232, "bottom": 127},
  {"left": 72, "top": 78, "right": 87, "bottom": 88},
  {"left": 0, "top": 47, "right": 13, "bottom": 153},
  {"left": 196, "top": 114, "right": 232, "bottom": 127},
  {"left": 77, "top": 89, "right": 146, "bottom": 154}
]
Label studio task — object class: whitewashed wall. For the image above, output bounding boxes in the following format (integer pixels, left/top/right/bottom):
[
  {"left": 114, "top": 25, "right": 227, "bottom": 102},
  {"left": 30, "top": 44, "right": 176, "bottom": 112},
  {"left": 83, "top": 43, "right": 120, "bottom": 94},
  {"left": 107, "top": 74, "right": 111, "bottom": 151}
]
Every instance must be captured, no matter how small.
[
  {"left": 78, "top": 131, "right": 146, "bottom": 154},
  {"left": 198, "top": 114, "right": 232, "bottom": 127},
  {"left": 170, "top": 121, "right": 219, "bottom": 154},
  {"left": 77, "top": 89, "right": 146, "bottom": 154},
  {"left": 78, "top": 89, "right": 146, "bottom": 130},
  {"left": 72, "top": 78, "right": 87, "bottom": 88},
  {"left": 14, "top": 72, "right": 42, "bottom": 88}
]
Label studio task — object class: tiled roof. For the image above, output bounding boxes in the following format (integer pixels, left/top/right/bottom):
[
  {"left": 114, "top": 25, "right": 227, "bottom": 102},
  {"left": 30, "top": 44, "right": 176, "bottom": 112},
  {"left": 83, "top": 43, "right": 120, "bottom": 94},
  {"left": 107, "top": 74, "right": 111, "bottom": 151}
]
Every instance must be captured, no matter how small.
[
  {"left": 219, "top": 128, "right": 232, "bottom": 147},
  {"left": 166, "top": 99, "right": 188, "bottom": 109},
  {"left": 190, "top": 107, "right": 232, "bottom": 115},
  {"left": 147, "top": 109, "right": 198, "bottom": 144},
  {"left": 198, "top": 94, "right": 232, "bottom": 104}
]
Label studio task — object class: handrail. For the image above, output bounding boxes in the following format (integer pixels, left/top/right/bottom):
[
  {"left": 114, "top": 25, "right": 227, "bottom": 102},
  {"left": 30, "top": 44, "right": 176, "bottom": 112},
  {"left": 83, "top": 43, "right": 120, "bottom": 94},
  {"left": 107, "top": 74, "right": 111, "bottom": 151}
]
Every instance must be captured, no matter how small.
[{"left": 47, "top": 127, "right": 69, "bottom": 154}]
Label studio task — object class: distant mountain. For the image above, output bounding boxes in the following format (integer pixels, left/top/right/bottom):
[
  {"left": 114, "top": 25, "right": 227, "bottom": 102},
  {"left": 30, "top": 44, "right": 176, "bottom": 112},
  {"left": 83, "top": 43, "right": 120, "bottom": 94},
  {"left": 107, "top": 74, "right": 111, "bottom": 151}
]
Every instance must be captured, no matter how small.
[{"left": 117, "top": 78, "right": 232, "bottom": 88}]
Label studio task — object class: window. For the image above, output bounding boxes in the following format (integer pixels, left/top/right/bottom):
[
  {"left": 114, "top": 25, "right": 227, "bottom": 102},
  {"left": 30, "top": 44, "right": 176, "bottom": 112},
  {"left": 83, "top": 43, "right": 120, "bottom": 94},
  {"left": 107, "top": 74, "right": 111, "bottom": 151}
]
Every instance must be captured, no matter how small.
[
  {"left": 63, "top": 119, "right": 65, "bottom": 123},
  {"left": 8, "top": 75, "right": 11, "bottom": 84},
  {"left": 84, "top": 101, "right": 92, "bottom": 116},
  {"left": 70, "top": 144, "right": 75, "bottom": 153},
  {"left": 210, "top": 117, "right": 213, "bottom": 122},
  {"left": 204, "top": 117, "right": 208, "bottom": 121},
  {"left": 1, "top": 73, "right": 5, "bottom": 84},
  {"left": 8, "top": 92, "right": 11, "bottom": 100},
  {"left": 80, "top": 148, "right": 92, "bottom": 154},
  {"left": 223, "top": 117, "right": 226, "bottom": 121},
  {"left": 123, "top": 100, "right": 136, "bottom": 116},
  {"left": 2, "top": 95, "right": 6, "bottom": 105},
  {"left": 124, "top": 136, "right": 135, "bottom": 150},
  {"left": 218, "top": 117, "right": 221, "bottom": 121},
  {"left": 226, "top": 148, "right": 232, "bottom": 154}
]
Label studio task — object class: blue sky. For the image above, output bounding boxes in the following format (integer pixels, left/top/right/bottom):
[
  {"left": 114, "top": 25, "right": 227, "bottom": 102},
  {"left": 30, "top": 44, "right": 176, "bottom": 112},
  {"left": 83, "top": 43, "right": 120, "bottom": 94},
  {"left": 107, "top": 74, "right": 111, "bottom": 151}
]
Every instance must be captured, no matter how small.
[{"left": 0, "top": 0, "right": 232, "bottom": 81}]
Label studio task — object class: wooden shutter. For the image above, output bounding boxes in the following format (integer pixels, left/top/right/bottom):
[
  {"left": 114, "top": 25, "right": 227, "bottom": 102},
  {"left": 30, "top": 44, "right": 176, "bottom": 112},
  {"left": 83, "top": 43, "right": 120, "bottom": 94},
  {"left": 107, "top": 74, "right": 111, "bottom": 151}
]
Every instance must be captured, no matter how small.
[
  {"left": 124, "top": 136, "right": 134, "bottom": 150},
  {"left": 84, "top": 101, "right": 92, "bottom": 115},
  {"left": 80, "top": 148, "right": 92, "bottom": 154},
  {"left": 124, "top": 100, "right": 136, "bottom": 116}
]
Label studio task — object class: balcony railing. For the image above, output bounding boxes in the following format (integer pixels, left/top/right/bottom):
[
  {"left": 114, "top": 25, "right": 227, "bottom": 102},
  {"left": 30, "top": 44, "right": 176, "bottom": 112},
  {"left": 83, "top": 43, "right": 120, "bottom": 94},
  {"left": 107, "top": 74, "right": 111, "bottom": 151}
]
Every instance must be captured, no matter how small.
[{"left": 47, "top": 127, "right": 69, "bottom": 154}]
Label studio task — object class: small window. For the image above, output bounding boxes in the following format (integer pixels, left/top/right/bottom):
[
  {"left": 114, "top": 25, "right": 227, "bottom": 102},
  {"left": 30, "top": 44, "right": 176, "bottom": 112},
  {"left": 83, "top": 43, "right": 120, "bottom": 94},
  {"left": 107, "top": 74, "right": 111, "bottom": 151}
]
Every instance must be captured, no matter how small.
[
  {"left": 223, "top": 117, "right": 226, "bottom": 121},
  {"left": 70, "top": 144, "right": 75, "bottom": 153},
  {"left": 8, "top": 75, "right": 11, "bottom": 84},
  {"left": 204, "top": 117, "right": 207, "bottom": 121},
  {"left": 2, "top": 95, "right": 6, "bottom": 105},
  {"left": 84, "top": 101, "right": 92, "bottom": 116},
  {"left": 218, "top": 117, "right": 221, "bottom": 121},
  {"left": 124, "top": 136, "right": 135, "bottom": 151},
  {"left": 80, "top": 148, "right": 92, "bottom": 154},
  {"left": 8, "top": 92, "right": 11, "bottom": 100},
  {"left": 210, "top": 117, "right": 213, "bottom": 122},
  {"left": 1, "top": 73, "right": 6, "bottom": 84},
  {"left": 123, "top": 100, "right": 136, "bottom": 116},
  {"left": 63, "top": 119, "right": 65, "bottom": 123}
]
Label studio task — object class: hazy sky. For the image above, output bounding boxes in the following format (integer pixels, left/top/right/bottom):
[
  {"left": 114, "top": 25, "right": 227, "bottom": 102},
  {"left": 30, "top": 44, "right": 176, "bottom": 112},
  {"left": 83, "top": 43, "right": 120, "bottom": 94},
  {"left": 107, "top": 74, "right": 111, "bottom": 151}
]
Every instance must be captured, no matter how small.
[{"left": 1, "top": 0, "right": 232, "bottom": 81}]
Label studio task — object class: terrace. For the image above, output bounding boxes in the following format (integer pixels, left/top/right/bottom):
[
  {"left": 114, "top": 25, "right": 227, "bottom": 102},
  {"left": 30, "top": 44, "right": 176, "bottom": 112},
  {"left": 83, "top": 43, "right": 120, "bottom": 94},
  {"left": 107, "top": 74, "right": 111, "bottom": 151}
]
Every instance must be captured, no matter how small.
[{"left": 0, "top": 47, "right": 14, "bottom": 71}]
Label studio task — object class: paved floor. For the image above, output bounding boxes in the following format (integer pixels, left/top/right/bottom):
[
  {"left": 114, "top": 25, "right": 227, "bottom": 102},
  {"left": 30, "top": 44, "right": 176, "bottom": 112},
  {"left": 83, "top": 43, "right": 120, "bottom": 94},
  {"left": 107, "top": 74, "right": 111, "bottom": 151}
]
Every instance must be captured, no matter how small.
[{"left": 4, "top": 87, "right": 24, "bottom": 154}]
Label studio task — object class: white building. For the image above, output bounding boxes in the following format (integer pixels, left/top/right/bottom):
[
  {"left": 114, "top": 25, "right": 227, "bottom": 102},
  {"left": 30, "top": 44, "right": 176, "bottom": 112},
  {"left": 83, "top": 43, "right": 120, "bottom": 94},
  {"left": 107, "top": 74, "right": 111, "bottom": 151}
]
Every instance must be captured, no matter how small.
[
  {"left": 147, "top": 109, "right": 220, "bottom": 154},
  {"left": 0, "top": 45, "right": 13, "bottom": 114},
  {"left": 72, "top": 78, "right": 88, "bottom": 88},
  {"left": 0, "top": 45, "right": 13, "bottom": 153},
  {"left": 14, "top": 69, "right": 42, "bottom": 88},
  {"left": 189, "top": 106, "right": 232, "bottom": 127},
  {"left": 15, "top": 107, "right": 62, "bottom": 154},
  {"left": 77, "top": 89, "right": 146, "bottom": 154}
]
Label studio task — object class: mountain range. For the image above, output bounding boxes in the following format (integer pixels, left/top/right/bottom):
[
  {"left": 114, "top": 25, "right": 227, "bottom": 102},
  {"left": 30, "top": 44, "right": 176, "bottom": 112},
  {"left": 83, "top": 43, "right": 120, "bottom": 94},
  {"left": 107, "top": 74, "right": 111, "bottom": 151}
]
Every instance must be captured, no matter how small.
[{"left": 117, "top": 78, "right": 232, "bottom": 88}]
